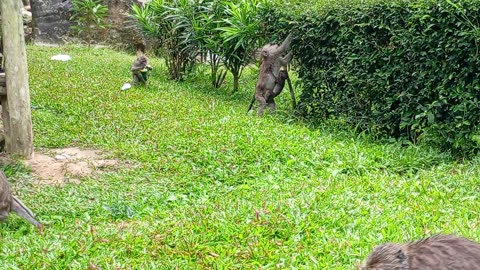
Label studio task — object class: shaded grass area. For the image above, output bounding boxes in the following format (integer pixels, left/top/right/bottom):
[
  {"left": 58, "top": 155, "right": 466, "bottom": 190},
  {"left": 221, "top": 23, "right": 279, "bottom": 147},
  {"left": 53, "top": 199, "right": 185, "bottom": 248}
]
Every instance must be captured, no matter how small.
[{"left": 1, "top": 45, "right": 479, "bottom": 269}]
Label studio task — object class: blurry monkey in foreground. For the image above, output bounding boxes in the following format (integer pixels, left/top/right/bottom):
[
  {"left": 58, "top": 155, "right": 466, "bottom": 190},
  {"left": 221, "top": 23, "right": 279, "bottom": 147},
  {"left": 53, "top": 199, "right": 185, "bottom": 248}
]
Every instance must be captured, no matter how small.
[
  {"left": 361, "top": 234, "right": 480, "bottom": 270},
  {"left": 131, "top": 55, "right": 152, "bottom": 85},
  {"left": 0, "top": 171, "right": 42, "bottom": 229}
]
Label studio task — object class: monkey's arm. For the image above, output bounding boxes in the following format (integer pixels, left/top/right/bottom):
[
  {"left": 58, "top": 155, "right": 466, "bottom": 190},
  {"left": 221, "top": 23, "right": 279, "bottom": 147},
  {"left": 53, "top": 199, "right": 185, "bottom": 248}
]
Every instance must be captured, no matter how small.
[
  {"left": 272, "top": 83, "right": 286, "bottom": 97},
  {"left": 278, "top": 33, "right": 293, "bottom": 53},
  {"left": 279, "top": 52, "right": 293, "bottom": 66},
  {"left": 272, "top": 71, "right": 288, "bottom": 96},
  {"left": 269, "top": 70, "right": 289, "bottom": 98}
]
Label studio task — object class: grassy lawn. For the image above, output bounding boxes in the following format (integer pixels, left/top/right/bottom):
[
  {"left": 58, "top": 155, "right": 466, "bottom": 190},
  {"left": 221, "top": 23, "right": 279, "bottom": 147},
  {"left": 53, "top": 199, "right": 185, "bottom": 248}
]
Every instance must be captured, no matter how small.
[{"left": 1, "top": 45, "right": 479, "bottom": 269}]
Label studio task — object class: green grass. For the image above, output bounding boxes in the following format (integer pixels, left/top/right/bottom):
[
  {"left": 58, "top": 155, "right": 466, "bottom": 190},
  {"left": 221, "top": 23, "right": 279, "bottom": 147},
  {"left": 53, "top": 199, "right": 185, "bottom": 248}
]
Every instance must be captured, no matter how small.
[{"left": 1, "top": 45, "right": 479, "bottom": 269}]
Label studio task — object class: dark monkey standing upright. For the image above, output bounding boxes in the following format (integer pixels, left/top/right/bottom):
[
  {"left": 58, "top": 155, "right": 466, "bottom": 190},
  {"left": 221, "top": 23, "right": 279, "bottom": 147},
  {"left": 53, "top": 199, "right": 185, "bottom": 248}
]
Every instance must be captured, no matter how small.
[
  {"left": 248, "top": 69, "right": 289, "bottom": 113},
  {"left": 361, "top": 234, "right": 480, "bottom": 270},
  {"left": 0, "top": 171, "right": 42, "bottom": 228},
  {"left": 253, "top": 33, "right": 293, "bottom": 115}
]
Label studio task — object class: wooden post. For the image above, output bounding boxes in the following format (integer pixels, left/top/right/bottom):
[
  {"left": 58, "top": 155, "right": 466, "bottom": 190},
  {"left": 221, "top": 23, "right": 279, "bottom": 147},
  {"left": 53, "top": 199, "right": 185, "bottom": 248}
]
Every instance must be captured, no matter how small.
[
  {"left": 0, "top": 73, "right": 9, "bottom": 147},
  {"left": 0, "top": 0, "right": 34, "bottom": 159}
]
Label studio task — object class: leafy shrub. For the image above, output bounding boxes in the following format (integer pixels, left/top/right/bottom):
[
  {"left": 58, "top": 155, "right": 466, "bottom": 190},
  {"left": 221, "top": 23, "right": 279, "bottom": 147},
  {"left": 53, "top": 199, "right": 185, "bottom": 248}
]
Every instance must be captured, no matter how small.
[
  {"left": 132, "top": 0, "right": 264, "bottom": 90},
  {"left": 216, "top": 0, "right": 265, "bottom": 92},
  {"left": 261, "top": 0, "right": 480, "bottom": 155},
  {"left": 132, "top": 0, "right": 197, "bottom": 81},
  {"left": 70, "top": 0, "right": 109, "bottom": 43},
  {"left": 191, "top": 0, "right": 228, "bottom": 88}
]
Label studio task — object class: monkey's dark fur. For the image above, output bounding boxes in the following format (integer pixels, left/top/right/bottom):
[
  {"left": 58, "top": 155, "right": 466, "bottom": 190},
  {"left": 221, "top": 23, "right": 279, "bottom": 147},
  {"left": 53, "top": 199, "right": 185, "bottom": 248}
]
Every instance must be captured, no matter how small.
[
  {"left": 131, "top": 55, "right": 152, "bottom": 85},
  {"left": 254, "top": 34, "right": 293, "bottom": 115},
  {"left": 361, "top": 234, "right": 480, "bottom": 270},
  {"left": 0, "top": 171, "right": 42, "bottom": 228},
  {"left": 248, "top": 69, "right": 288, "bottom": 113}
]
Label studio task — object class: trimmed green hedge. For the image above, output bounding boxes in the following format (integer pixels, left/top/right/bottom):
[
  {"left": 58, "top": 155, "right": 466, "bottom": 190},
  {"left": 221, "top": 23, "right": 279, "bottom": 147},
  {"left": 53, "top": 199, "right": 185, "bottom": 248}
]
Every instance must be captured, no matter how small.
[{"left": 261, "top": 0, "right": 480, "bottom": 155}]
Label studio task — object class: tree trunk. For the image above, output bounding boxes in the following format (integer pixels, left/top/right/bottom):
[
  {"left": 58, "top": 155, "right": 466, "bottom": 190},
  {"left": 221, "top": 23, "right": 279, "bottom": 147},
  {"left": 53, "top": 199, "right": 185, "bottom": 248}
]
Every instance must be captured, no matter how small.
[
  {"left": 232, "top": 71, "right": 239, "bottom": 93},
  {"left": 0, "top": 0, "right": 34, "bottom": 159},
  {"left": 210, "top": 53, "right": 218, "bottom": 87}
]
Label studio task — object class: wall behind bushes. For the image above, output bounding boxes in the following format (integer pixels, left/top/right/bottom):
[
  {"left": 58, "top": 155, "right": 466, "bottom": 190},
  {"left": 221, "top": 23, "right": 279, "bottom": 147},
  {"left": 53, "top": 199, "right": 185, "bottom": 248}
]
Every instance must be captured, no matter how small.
[{"left": 261, "top": 0, "right": 480, "bottom": 155}]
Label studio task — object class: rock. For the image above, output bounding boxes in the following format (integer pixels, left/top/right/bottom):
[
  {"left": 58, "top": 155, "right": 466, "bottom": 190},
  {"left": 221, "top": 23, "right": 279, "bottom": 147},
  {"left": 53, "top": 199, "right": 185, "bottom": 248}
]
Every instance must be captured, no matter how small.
[
  {"left": 29, "top": 0, "right": 147, "bottom": 48},
  {"left": 55, "top": 154, "right": 68, "bottom": 160},
  {"left": 31, "top": 0, "right": 72, "bottom": 44},
  {"left": 121, "top": 83, "right": 132, "bottom": 90},
  {"left": 105, "top": 0, "right": 145, "bottom": 49},
  {"left": 50, "top": 54, "right": 72, "bottom": 61}
]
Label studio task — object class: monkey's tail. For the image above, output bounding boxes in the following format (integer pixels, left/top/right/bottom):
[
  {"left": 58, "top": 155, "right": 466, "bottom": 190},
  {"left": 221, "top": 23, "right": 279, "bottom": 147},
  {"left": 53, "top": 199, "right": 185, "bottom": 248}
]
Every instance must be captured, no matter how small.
[
  {"left": 11, "top": 196, "right": 42, "bottom": 228},
  {"left": 246, "top": 94, "right": 256, "bottom": 114},
  {"left": 286, "top": 75, "right": 296, "bottom": 109}
]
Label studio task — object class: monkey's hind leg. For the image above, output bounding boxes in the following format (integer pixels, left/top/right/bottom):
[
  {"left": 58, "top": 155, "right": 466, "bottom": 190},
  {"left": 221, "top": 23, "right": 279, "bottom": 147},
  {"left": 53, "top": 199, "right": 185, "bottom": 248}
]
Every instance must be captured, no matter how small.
[
  {"left": 0, "top": 210, "right": 8, "bottom": 221},
  {"left": 255, "top": 92, "right": 268, "bottom": 116},
  {"left": 267, "top": 100, "right": 276, "bottom": 113},
  {"left": 132, "top": 71, "right": 146, "bottom": 85}
]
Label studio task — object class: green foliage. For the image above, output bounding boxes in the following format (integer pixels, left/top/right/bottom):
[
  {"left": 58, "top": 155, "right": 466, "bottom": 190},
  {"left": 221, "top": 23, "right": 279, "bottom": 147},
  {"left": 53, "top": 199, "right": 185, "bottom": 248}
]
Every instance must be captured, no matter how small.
[
  {"left": 261, "top": 0, "right": 480, "bottom": 155},
  {"left": 132, "top": 0, "right": 264, "bottom": 90},
  {"left": 5, "top": 45, "right": 480, "bottom": 268},
  {"left": 217, "top": 0, "right": 265, "bottom": 92},
  {"left": 191, "top": 0, "right": 228, "bottom": 88},
  {"left": 103, "top": 204, "right": 135, "bottom": 219},
  {"left": 132, "top": 0, "right": 198, "bottom": 81},
  {"left": 0, "top": 161, "right": 30, "bottom": 177},
  {"left": 70, "top": 0, "right": 109, "bottom": 42}
]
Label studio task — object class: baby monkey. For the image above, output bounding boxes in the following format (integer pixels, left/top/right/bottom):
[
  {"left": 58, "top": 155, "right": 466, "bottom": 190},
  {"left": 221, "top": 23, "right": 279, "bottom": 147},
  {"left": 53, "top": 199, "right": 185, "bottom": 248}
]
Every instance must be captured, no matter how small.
[
  {"left": 361, "top": 234, "right": 480, "bottom": 270},
  {"left": 0, "top": 171, "right": 42, "bottom": 229},
  {"left": 131, "top": 55, "right": 153, "bottom": 85}
]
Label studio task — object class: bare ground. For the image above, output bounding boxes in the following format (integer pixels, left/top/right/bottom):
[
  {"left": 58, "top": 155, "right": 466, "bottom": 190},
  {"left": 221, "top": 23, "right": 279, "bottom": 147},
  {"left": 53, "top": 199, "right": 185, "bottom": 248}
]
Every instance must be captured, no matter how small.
[{"left": 24, "top": 147, "right": 119, "bottom": 185}]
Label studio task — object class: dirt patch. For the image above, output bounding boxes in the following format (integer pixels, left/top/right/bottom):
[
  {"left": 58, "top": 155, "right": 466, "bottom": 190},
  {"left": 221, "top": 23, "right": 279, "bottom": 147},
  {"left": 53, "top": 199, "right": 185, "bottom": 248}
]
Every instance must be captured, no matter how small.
[{"left": 25, "top": 147, "right": 119, "bottom": 185}]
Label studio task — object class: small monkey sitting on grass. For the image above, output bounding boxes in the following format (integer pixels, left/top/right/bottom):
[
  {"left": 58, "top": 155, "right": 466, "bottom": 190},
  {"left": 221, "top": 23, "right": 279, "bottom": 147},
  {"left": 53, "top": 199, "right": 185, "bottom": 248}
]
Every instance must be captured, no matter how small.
[
  {"left": 131, "top": 55, "right": 153, "bottom": 85},
  {"left": 361, "top": 234, "right": 480, "bottom": 270}
]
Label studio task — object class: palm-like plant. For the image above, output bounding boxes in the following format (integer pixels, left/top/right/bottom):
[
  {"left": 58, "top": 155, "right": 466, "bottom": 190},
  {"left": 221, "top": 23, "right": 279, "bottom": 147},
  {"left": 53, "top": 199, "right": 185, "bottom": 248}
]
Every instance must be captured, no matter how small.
[
  {"left": 191, "top": 0, "right": 228, "bottom": 88},
  {"left": 216, "top": 0, "right": 264, "bottom": 92},
  {"left": 133, "top": 0, "right": 265, "bottom": 90},
  {"left": 132, "top": 0, "right": 197, "bottom": 81}
]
